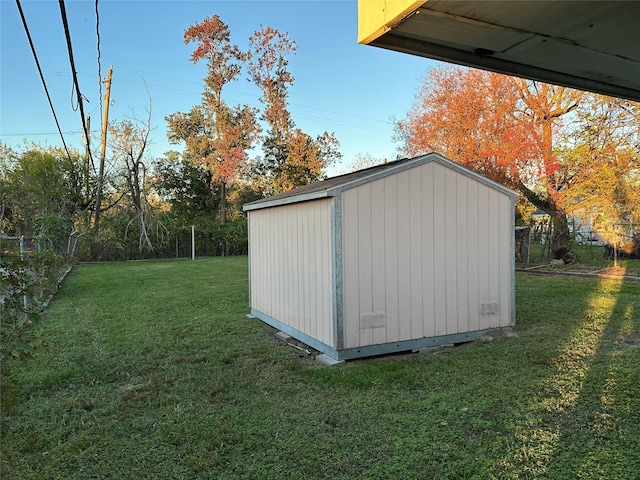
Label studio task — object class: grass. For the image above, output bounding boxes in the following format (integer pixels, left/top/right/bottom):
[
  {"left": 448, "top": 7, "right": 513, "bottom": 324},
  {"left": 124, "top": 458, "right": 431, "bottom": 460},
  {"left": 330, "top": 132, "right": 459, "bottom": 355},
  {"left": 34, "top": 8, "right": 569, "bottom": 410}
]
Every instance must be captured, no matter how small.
[{"left": 2, "top": 257, "right": 639, "bottom": 479}]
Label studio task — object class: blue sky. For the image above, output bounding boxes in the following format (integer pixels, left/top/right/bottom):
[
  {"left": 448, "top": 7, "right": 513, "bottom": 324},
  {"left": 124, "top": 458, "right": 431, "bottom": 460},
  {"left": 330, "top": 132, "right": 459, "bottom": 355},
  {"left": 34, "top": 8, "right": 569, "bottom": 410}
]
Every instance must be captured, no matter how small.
[{"left": 1, "top": 0, "right": 439, "bottom": 175}]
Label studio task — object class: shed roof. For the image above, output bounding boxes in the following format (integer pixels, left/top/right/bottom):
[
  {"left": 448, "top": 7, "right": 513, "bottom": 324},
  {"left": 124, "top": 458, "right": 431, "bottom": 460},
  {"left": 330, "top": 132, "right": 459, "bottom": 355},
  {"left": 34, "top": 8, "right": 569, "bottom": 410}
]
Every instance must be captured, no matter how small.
[{"left": 244, "top": 152, "right": 519, "bottom": 212}]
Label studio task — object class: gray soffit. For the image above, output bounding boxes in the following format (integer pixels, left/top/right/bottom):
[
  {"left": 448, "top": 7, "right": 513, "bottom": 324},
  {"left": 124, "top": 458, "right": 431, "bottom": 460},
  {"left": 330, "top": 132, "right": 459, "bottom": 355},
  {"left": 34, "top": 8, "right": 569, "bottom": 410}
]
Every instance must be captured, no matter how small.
[{"left": 359, "top": 1, "right": 640, "bottom": 102}]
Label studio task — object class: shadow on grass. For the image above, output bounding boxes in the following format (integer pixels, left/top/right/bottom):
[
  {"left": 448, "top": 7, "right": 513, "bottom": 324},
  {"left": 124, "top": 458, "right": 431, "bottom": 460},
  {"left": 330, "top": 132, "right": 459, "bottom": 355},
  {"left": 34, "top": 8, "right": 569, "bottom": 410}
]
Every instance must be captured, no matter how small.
[{"left": 501, "top": 271, "right": 640, "bottom": 478}]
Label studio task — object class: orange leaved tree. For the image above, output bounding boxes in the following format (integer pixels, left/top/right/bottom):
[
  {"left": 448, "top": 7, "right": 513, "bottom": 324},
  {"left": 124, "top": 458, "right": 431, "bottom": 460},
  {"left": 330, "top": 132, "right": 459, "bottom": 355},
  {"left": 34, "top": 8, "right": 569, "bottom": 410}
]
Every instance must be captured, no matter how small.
[{"left": 166, "top": 15, "right": 259, "bottom": 225}]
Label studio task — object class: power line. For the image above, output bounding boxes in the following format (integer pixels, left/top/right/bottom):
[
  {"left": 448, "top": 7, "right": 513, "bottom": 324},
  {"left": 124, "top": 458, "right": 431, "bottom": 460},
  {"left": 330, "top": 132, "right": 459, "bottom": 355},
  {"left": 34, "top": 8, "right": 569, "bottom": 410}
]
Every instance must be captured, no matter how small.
[
  {"left": 0, "top": 130, "right": 98, "bottom": 137},
  {"left": 58, "top": 0, "right": 94, "bottom": 166},
  {"left": 15, "top": 0, "right": 73, "bottom": 160}
]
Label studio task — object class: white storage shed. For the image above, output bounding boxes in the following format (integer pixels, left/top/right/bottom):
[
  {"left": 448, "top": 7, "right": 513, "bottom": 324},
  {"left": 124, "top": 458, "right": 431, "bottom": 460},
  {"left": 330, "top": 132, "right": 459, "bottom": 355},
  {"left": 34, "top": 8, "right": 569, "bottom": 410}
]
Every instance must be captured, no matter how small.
[{"left": 243, "top": 153, "right": 519, "bottom": 361}]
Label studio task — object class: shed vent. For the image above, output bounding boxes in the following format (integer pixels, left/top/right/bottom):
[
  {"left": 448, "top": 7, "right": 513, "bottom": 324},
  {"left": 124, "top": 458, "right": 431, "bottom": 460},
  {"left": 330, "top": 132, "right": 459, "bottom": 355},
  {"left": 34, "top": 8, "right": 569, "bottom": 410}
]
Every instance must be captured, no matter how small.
[{"left": 480, "top": 303, "right": 500, "bottom": 315}]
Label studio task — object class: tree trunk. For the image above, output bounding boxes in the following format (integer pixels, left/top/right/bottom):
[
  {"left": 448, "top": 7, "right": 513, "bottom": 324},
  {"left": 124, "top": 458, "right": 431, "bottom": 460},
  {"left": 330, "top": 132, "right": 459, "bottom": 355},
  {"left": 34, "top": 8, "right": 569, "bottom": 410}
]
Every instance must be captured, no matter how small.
[
  {"left": 220, "top": 180, "right": 226, "bottom": 226},
  {"left": 549, "top": 210, "right": 571, "bottom": 261},
  {"left": 518, "top": 181, "right": 572, "bottom": 261},
  {"left": 220, "top": 180, "right": 226, "bottom": 257}
]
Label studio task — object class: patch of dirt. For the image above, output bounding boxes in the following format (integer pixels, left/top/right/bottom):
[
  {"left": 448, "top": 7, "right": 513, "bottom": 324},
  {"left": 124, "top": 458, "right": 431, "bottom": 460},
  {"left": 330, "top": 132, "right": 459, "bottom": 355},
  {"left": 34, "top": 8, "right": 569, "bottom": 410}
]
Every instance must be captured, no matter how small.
[
  {"left": 620, "top": 333, "right": 640, "bottom": 348},
  {"left": 478, "top": 327, "right": 519, "bottom": 342}
]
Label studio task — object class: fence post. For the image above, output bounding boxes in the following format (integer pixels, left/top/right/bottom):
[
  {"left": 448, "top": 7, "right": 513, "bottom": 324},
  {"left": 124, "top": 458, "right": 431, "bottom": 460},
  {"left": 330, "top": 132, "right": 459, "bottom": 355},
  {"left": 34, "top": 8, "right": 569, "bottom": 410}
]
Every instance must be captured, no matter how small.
[
  {"left": 19, "top": 235, "right": 27, "bottom": 309},
  {"left": 191, "top": 225, "right": 195, "bottom": 261}
]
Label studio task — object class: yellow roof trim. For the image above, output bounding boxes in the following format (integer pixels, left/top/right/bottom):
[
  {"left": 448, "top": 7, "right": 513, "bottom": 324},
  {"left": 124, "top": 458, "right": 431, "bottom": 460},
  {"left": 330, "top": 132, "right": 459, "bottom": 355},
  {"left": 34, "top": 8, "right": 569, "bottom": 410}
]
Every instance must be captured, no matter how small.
[{"left": 358, "top": 0, "right": 426, "bottom": 45}]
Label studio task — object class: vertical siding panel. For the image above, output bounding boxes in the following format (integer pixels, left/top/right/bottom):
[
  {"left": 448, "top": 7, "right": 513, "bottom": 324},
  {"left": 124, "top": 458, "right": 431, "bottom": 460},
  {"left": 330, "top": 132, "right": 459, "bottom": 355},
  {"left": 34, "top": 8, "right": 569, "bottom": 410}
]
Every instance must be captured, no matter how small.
[
  {"left": 291, "top": 206, "right": 297, "bottom": 327},
  {"left": 262, "top": 213, "right": 269, "bottom": 314},
  {"left": 268, "top": 209, "right": 276, "bottom": 320},
  {"left": 357, "top": 184, "right": 374, "bottom": 346},
  {"left": 498, "top": 195, "right": 511, "bottom": 326},
  {"left": 295, "top": 206, "right": 302, "bottom": 330},
  {"left": 324, "top": 201, "right": 333, "bottom": 345},
  {"left": 317, "top": 202, "right": 324, "bottom": 341},
  {"left": 409, "top": 169, "right": 424, "bottom": 338},
  {"left": 444, "top": 168, "right": 458, "bottom": 335},
  {"left": 248, "top": 213, "right": 255, "bottom": 306},
  {"left": 342, "top": 190, "right": 360, "bottom": 348},
  {"left": 421, "top": 163, "right": 436, "bottom": 337},
  {"left": 304, "top": 205, "right": 310, "bottom": 335},
  {"left": 277, "top": 208, "right": 284, "bottom": 322},
  {"left": 432, "top": 164, "right": 447, "bottom": 336},
  {"left": 396, "top": 170, "right": 412, "bottom": 341},
  {"left": 466, "top": 179, "right": 480, "bottom": 332},
  {"left": 487, "top": 190, "right": 501, "bottom": 328},
  {"left": 313, "top": 201, "right": 322, "bottom": 338},
  {"left": 280, "top": 208, "right": 287, "bottom": 329},
  {"left": 306, "top": 203, "right": 314, "bottom": 334},
  {"left": 272, "top": 209, "right": 278, "bottom": 320},
  {"left": 255, "top": 212, "right": 262, "bottom": 312},
  {"left": 278, "top": 209, "right": 284, "bottom": 325},
  {"left": 384, "top": 175, "right": 399, "bottom": 342},
  {"left": 299, "top": 205, "right": 307, "bottom": 333},
  {"left": 303, "top": 204, "right": 311, "bottom": 336},
  {"left": 261, "top": 212, "right": 269, "bottom": 316},
  {"left": 370, "top": 179, "right": 387, "bottom": 342},
  {"left": 477, "top": 185, "right": 491, "bottom": 330},
  {"left": 268, "top": 209, "right": 275, "bottom": 321},
  {"left": 456, "top": 174, "right": 469, "bottom": 333}
]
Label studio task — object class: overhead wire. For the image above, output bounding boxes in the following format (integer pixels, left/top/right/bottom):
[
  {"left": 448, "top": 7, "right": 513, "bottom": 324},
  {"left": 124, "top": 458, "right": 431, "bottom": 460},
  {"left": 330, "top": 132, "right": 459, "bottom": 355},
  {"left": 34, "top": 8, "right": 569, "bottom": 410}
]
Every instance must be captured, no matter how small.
[
  {"left": 58, "top": 0, "right": 94, "bottom": 166},
  {"left": 15, "top": 0, "right": 73, "bottom": 160}
]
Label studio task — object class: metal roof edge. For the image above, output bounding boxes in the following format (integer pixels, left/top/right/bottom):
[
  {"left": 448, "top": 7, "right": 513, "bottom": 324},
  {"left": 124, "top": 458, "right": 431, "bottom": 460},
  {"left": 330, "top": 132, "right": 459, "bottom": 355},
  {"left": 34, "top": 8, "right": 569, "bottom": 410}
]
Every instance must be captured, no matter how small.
[
  {"left": 243, "top": 190, "right": 330, "bottom": 211},
  {"left": 325, "top": 154, "right": 434, "bottom": 195},
  {"left": 326, "top": 152, "right": 520, "bottom": 200},
  {"left": 244, "top": 152, "right": 520, "bottom": 212}
]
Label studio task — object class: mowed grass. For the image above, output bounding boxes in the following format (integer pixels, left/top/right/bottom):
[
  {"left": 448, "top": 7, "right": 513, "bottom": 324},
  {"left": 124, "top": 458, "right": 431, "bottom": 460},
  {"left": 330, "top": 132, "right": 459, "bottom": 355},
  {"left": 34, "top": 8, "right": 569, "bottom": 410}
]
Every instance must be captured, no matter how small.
[{"left": 2, "top": 257, "right": 639, "bottom": 479}]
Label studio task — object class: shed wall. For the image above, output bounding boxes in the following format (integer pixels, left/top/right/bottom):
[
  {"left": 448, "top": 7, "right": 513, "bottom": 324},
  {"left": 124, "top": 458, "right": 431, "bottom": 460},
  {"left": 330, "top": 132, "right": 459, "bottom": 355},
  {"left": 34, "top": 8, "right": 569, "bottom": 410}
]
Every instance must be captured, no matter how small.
[
  {"left": 341, "top": 161, "right": 513, "bottom": 349},
  {"left": 248, "top": 198, "right": 334, "bottom": 347}
]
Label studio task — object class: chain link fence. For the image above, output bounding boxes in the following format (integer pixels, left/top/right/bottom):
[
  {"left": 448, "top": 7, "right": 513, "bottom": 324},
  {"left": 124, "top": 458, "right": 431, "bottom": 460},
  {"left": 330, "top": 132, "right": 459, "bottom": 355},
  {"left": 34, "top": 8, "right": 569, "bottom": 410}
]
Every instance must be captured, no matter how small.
[{"left": 516, "top": 221, "right": 640, "bottom": 276}]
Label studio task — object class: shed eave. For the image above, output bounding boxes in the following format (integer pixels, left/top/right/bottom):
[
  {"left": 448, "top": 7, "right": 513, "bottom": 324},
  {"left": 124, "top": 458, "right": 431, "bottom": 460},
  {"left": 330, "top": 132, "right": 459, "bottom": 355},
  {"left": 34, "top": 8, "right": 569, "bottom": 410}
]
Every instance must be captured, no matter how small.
[
  {"left": 243, "top": 190, "right": 331, "bottom": 211},
  {"left": 325, "top": 153, "right": 520, "bottom": 201}
]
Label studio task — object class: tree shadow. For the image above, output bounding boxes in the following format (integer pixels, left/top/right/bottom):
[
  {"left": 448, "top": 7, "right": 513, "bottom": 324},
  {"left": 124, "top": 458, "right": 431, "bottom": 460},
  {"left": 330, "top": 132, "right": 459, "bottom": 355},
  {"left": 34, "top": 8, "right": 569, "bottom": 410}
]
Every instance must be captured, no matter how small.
[{"left": 503, "top": 271, "right": 640, "bottom": 478}]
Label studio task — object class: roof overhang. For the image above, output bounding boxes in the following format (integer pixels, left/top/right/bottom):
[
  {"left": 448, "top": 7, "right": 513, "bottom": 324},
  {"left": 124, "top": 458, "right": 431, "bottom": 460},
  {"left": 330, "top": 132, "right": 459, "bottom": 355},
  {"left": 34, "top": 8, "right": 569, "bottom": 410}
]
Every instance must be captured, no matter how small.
[{"left": 358, "top": 1, "right": 640, "bottom": 102}]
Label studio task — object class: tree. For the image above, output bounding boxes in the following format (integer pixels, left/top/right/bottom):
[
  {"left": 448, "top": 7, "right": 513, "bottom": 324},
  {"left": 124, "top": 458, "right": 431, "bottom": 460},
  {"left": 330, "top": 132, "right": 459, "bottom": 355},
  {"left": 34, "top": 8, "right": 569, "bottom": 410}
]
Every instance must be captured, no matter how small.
[
  {"left": 248, "top": 26, "right": 340, "bottom": 195},
  {"left": 395, "top": 66, "right": 582, "bottom": 260},
  {"left": 109, "top": 108, "right": 168, "bottom": 253},
  {"left": 153, "top": 150, "right": 219, "bottom": 222},
  {"left": 510, "top": 79, "right": 583, "bottom": 258},
  {"left": 0, "top": 144, "right": 84, "bottom": 250},
  {"left": 561, "top": 95, "right": 640, "bottom": 262},
  {"left": 343, "top": 153, "right": 387, "bottom": 173},
  {"left": 168, "top": 15, "right": 260, "bottom": 226},
  {"left": 248, "top": 26, "right": 296, "bottom": 145}
]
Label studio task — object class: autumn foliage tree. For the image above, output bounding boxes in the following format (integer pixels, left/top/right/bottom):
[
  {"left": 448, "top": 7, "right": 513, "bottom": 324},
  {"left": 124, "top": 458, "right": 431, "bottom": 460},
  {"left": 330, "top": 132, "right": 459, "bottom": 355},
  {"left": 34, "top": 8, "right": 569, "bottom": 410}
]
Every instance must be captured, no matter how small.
[
  {"left": 561, "top": 95, "right": 640, "bottom": 261},
  {"left": 395, "top": 66, "right": 584, "bottom": 259},
  {"left": 248, "top": 26, "right": 340, "bottom": 195},
  {"left": 162, "top": 14, "right": 341, "bottom": 256},
  {"left": 166, "top": 15, "right": 259, "bottom": 225}
]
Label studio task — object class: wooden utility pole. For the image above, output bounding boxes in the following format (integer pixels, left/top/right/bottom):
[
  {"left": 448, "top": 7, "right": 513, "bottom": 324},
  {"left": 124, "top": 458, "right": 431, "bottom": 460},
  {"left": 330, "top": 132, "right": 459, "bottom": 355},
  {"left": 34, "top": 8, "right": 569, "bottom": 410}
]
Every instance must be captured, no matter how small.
[{"left": 93, "top": 66, "right": 112, "bottom": 233}]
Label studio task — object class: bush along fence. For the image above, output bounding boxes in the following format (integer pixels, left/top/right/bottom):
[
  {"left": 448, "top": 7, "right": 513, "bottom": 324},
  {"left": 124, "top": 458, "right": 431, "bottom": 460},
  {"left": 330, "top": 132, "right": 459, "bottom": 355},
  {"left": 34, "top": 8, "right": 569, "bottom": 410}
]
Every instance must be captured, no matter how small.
[
  {"left": 0, "top": 239, "right": 70, "bottom": 412},
  {"left": 72, "top": 216, "right": 249, "bottom": 262}
]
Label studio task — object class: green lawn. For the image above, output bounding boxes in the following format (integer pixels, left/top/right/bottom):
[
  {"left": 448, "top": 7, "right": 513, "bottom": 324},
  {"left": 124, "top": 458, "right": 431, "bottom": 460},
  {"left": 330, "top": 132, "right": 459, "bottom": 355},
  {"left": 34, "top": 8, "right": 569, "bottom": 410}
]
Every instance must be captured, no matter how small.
[{"left": 2, "top": 257, "right": 639, "bottom": 479}]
